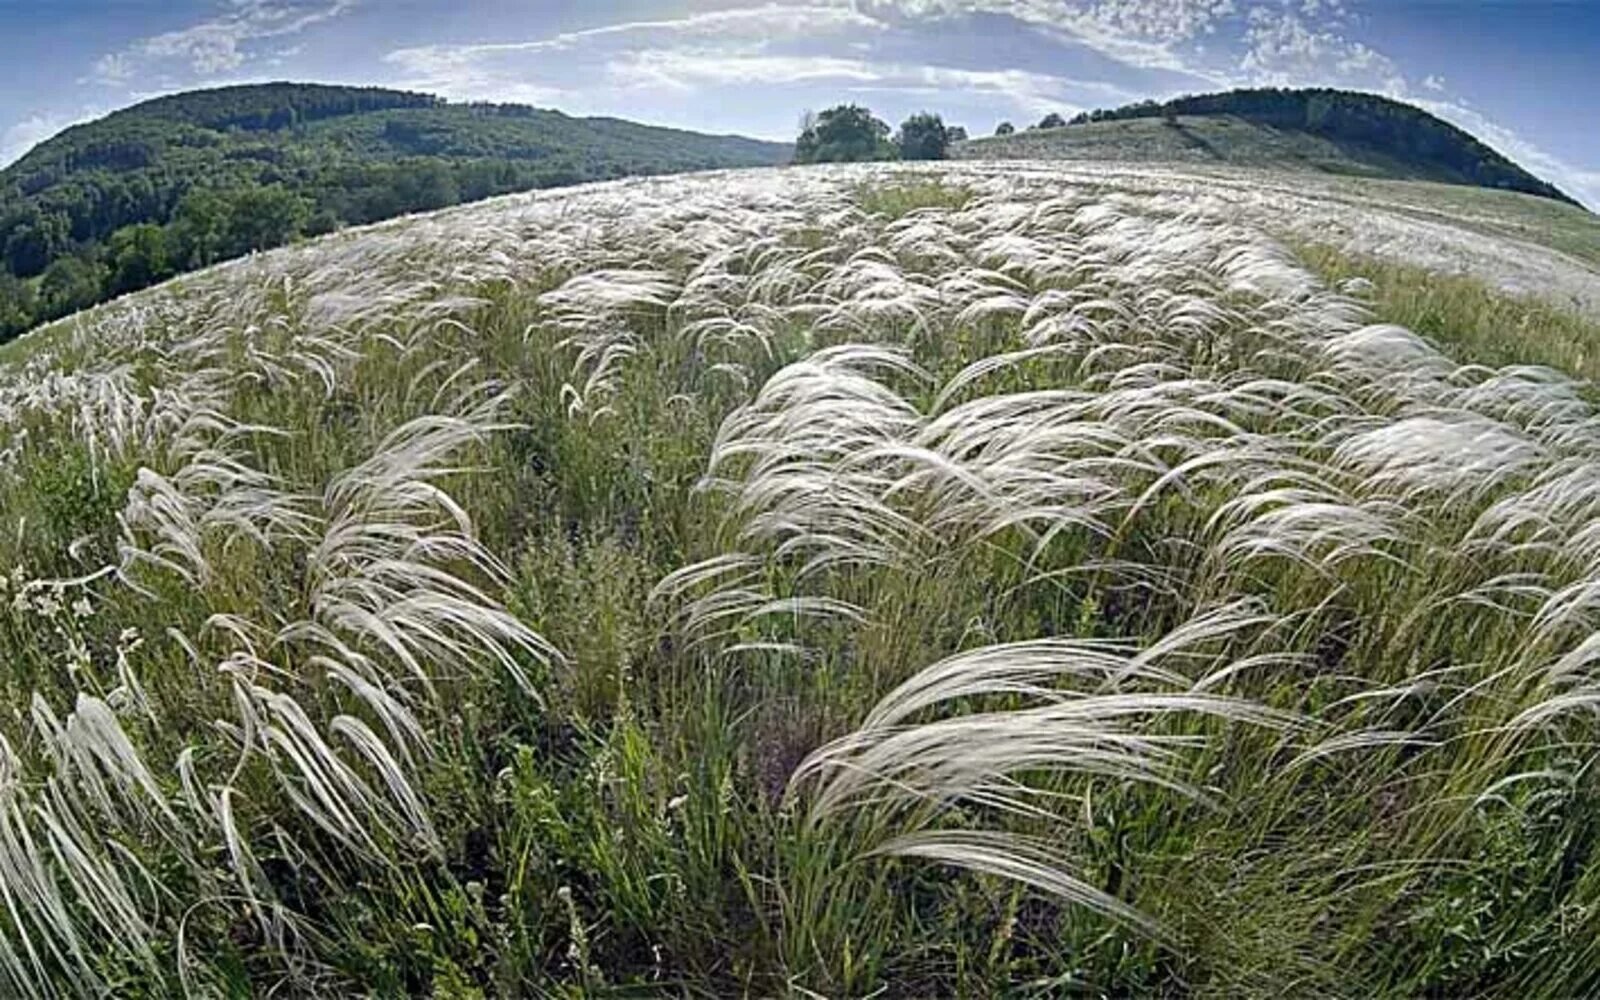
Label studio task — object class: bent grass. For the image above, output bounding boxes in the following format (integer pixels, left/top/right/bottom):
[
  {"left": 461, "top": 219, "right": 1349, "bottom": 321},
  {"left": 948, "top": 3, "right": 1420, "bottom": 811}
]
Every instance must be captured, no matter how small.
[{"left": 0, "top": 163, "right": 1596, "bottom": 995}]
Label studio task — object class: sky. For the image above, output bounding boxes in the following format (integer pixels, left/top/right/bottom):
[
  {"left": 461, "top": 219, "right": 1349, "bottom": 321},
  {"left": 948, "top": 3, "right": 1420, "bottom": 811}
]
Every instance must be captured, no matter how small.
[{"left": 1, "top": 0, "right": 1596, "bottom": 208}]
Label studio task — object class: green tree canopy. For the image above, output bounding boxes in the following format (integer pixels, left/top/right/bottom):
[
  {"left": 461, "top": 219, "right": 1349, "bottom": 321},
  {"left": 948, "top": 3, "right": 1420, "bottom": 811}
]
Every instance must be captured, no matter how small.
[
  {"left": 106, "top": 223, "right": 171, "bottom": 295},
  {"left": 793, "top": 105, "right": 896, "bottom": 164},
  {"left": 3, "top": 210, "right": 70, "bottom": 277},
  {"left": 39, "top": 255, "right": 107, "bottom": 315},
  {"left": 895, "top": 112, "right": 952, "bottom": 161},
  {"left": 994, "top": 121, "right": 1015, "bottom": 136},
  {"left": 224, "top": 185, "right": 312, "bottom": 256},
  {"left": 0, "top": 273, "right": 37, "bottom": 332}
]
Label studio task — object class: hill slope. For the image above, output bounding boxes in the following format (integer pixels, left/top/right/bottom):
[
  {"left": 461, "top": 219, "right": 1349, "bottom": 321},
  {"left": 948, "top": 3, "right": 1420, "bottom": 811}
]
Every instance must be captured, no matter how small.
[
  {"left": 0, "top": 82, "right": 789, "bottom": 338},
  {"left": 960, "top": 87, "right": 1576, "bottom": 206}
]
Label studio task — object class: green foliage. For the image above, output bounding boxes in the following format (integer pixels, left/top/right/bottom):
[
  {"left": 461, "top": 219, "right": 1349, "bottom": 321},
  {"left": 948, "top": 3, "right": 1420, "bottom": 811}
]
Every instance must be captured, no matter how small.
[
  {"left": 106, "top": 223, "right": 171, "bottom": 295},
  {"left": 793, "top": 105, "right": 897, "bottom": 164},
  {"left": 1036, "top": 112, "right": 1067, "bottom": 130},
  {"left": 3, "top": 208, "right": 69, "bottom": 276},
  {"left": 895, "top": 112, "right": 952, "bottom": 161},
  {"left": 38, "top": 254, "right": 106, "bottom": 315},
  {"left": 0, "top": 272, "right": 37, "bottom": 330},
  {"left": 994, "top": 121, "right": 1015, "bottom": 136},
  {"left": 0, "top": 83, "right": 790, "bottom": 341},
  {"left": 219, "top": 183, "right": 313, "bottom": 256}
]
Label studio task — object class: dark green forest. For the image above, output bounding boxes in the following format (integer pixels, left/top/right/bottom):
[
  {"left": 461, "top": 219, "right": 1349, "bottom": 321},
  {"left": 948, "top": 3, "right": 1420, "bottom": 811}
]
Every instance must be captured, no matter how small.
[
  {"left": 1058, "top": 87, "right": 1577, "bottom": 206},
  {"left": 0, "top": 83, "right": 788, "bottom": 339}
]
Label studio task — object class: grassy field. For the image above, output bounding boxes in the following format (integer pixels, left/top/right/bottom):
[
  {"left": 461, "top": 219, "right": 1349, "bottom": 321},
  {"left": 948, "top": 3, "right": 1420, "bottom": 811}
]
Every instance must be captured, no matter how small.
[
  {"left": 957, "top": 115, "right": 1438, "bottom": 179},
  {"left": 2, "top": 162, "right": 1600, "bottom": 996}
]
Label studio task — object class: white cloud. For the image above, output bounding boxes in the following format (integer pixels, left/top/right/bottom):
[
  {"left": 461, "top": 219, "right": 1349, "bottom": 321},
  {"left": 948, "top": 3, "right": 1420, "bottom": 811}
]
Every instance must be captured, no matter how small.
[
  {"left": 601, "top": 50, "right": 1126, "bottom": 116},
  {"left": 93, "top": 0, "right": 358, "bottom": 83},
  {"left": 869, "top": 0, "right": 1237, "bottom": 43},
  {"left": 1423, "top": 74, "right": 1445, "bottom": 92},
  {"left": 384, "top": 3, "right": 890, "bottom": 111},
  {"left": 862, "top": 0, "right": 1239, "bottom": 78},
  {"left": 385, "top": 1, "right": 1142, "bottom": 119},
  {"left": 607, "top": 51, "right": 885, "bottom": 91},
  {"left": 1237, "top": 6, "right": 1404, "bottom": 92},
  {"left": 91, "top": 53, "right": 135, "bottom": 84},
  {"left": 864, "top": 2, "right": 1397, "bottom": 94},
  {"left": 0, "top": 111, "right": 94, "bottom": 166},
  {"left": 386, "top": 3, "right": 881, "bottom": 73}
]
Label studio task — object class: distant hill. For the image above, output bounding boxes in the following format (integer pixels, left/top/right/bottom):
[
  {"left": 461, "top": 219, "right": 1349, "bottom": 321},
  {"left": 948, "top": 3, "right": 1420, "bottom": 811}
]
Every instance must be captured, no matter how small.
[
  {"left": 0, "top": 82, "right": 789, "bottom": 339},
  {"left": 959, "top": 88, "right": 1576, "bottom": 207}
]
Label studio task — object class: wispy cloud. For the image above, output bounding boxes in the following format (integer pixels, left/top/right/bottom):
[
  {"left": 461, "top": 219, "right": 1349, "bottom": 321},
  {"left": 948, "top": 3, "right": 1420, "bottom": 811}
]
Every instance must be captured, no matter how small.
[
  {"left": 1416, "top": 97, "right": 1600, "bottom": 210},
  {"left": 863, "top": 0, "right": 1240, "bottom": 79},
  {"left": 92, "top": 0, "right": 359, "bottom": 83},
  {"left": 607, "top": 52, "right": 885, "bottom": 91},
  {"left": 383, "top": 3, "right": 895, "bottom": 116},
  {"left": 1236, "top": 6, "right": 1403, "bottom": 91},
  {"left": 1, "top": 110, "right": 97, "bottom": 166},
  {"left": 600, "top": 50, "right": 1130, "bottom": 117},
  {"left": 385, "top": 3, "right": 882, "bottom": 75},
  {"left": 385, "top": 1, "right": 1145, "bottom": 124}
]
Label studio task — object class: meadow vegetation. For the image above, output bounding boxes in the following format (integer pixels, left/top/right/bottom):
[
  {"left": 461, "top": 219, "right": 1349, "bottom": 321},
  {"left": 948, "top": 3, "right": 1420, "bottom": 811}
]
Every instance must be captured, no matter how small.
[{"left": 1, "top": 164, "right": 1600, "bottom": 996}]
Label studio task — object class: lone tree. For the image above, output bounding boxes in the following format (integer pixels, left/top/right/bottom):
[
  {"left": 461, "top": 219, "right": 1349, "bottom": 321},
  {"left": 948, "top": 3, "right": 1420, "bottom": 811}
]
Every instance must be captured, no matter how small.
[
  {"left": 794, "top": 105, "right": 896, "bottom": 163},
  {"left": 896, "top": 112, "right": 952, "bottom": 160},
  {"left": 994, "top": 121, "right": 1015, "bottom": 135},
  {"left": 1037, "top": 112, "right": 1067, "bottom": 129}
]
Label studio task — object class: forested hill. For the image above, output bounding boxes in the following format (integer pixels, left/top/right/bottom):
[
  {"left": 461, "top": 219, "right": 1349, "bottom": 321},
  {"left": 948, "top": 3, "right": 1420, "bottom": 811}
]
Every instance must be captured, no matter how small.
[
  {"left": 962, "top": 88, "right": 1577, "bottom": 207},
  {"left": 0, "top": 82, "right": 790, "bottom": 339}
]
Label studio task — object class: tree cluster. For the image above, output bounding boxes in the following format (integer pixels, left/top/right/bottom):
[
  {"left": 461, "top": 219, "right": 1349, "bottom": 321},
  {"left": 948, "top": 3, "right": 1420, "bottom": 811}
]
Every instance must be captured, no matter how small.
[{"left": 792, "top": 106, "right": 967, "bottom": 165}]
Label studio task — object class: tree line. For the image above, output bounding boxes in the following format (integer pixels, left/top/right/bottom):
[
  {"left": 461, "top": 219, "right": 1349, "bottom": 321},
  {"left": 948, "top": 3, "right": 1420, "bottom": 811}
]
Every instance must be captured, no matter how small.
[
  {"left": 785, "top": 103, "right": 1151, "bottom": 158},
  {"left": 792, "top": 106, "right": 968, "bottom": 164},
  {"left": 0, "top": 83, "right": 787, "bottom": 341},
  {"left": 0, "top": 159, "right": 590, "bottom": 335}
]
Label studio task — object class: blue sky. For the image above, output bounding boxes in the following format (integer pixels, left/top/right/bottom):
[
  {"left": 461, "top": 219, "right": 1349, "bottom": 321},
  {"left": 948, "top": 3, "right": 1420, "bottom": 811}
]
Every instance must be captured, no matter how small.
[{"left": 1, "top": 0, "right": 1596, "bottom": 207}]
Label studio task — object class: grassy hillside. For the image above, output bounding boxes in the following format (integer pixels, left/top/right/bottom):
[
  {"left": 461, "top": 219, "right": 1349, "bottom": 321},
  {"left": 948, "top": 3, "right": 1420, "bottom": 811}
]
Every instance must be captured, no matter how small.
[
  {"left": 0, "top": 82, "right": 789, "bottom": 340},
  {"left": 2, "top": 161, "right": 1600, "bottom": 995},
  {"left": 961, "top": 87, "right": 1576, "bottom": 206},
  {"left": 962, "top": 113, "right": 1447, "bottom": 174}
]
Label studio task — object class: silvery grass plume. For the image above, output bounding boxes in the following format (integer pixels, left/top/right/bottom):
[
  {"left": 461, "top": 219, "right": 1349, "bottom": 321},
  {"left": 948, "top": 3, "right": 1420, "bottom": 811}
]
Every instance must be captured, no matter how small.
[
  {"left": 788, "top": 604, "right": 1299, "bottom": 940},
  {"left": 2, "top": 365, "right": 558, "bottom": 991},
  {"left": 1, "top": 156, "right": 1599, "bottom": 993}
]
